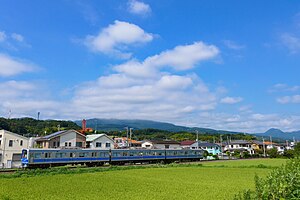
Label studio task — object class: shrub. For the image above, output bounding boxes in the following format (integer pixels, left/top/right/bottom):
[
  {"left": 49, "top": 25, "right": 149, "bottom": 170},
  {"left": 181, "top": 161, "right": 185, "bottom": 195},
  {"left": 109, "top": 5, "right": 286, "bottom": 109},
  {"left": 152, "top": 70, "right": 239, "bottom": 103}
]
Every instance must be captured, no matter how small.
[{"left": 234, "top": 158, "right": 300, "bottom": 200}]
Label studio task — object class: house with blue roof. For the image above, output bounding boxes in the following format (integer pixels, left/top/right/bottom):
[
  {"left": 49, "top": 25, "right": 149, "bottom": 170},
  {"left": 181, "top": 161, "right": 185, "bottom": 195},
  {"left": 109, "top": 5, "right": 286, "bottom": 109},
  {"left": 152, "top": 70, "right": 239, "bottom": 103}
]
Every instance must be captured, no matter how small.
[{"left": 35, "top": 130, "right": 86, "bottom": 149}]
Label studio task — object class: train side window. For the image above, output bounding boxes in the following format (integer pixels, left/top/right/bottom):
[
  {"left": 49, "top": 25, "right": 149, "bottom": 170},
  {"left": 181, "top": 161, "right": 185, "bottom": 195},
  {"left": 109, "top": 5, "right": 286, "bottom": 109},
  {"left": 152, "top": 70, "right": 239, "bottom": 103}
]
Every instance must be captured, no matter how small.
[
  {"left": 129, "top": 151, "right": 134, "bottom": 156},
  {"left": 79, "top": 153, "right": 85, "bottom": 157},
  {"left": 56, "top": 153, "right": 63, "bottom": 158},
  {"left": 45, "top": 153, "right": 51, "bottom": 158},
  {"left": 34, "top": 153, "right": 41, "bottom": 159},
  {"left": 70, "top": 153, "right": 74, "bottom": 157},
  {"left": 122, "top": 152, "right": 128, "bottom": 156}
]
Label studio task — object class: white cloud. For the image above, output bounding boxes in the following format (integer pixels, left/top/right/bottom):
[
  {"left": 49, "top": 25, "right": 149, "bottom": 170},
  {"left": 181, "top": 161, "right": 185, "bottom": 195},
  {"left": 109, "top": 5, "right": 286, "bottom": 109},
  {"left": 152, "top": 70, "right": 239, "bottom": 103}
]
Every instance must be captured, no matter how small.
[
  {"left": 65, "top": 42, "right": 219, "bottom": 121},
  {"left": 277, "top": 95, "right": 300, "bottom": 104},
  {"left": 269, "top": 83, "right": 300, "bottom": 93},
  {"left": 223, "top": 40, "right": 245, "bottom": 50},
  {"left": 220, "top": 96, "right": 243, "bottom": 104},
  {"left": 0, "top": 54, "right": 37, "bottom": 77},
  {"left": 280, "top": 33, "right": 300, "bottom": 54},
  {"left": 145, "top": 42, "right": 219, "bottom": 70},
  {"left": 11, "top": 33, "right": 24, "bottom": 42},
  {"left": 84, "top": 20, "right": 153, "bottom": 58},
  {"left": 128, "top": 0, "right": 151, "bottom": 16},
  {"left": 0, "top": 31, "right": 7, "bottom": 42}
]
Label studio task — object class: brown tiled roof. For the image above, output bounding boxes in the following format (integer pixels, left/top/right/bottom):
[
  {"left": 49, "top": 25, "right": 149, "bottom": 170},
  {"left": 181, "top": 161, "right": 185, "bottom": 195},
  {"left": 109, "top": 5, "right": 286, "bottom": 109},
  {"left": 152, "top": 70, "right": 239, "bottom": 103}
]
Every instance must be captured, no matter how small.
[{"left": 180, "top": 140, "right": 195, "bottom": 146}]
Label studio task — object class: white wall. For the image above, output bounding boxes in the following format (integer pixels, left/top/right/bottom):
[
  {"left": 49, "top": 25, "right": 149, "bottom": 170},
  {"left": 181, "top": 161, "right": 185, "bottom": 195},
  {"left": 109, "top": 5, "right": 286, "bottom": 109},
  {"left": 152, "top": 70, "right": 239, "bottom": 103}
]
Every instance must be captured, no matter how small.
[
  {"left": 60, "top": 131, "right": 77, "bottom": 147},
  {"left": 0, "top": 130, "right": 29, "bottom": 168},
  {"left": 90, "top": 136, "right": 114, "bottom": 149}
]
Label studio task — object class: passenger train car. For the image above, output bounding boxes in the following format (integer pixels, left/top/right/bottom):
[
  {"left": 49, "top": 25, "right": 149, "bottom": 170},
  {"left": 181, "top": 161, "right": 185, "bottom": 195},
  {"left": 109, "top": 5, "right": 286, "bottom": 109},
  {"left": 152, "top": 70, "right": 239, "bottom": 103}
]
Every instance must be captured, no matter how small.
[{"left": 21, "top": 148, "right": 204, "bottom": 168}]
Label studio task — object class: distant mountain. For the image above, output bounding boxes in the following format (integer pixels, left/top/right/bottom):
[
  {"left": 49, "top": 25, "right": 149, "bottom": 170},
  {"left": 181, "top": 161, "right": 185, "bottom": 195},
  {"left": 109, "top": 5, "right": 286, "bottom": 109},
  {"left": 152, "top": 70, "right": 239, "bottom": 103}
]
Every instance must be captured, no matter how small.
[
  {"left": 256, "top": 128, "right": 300, "bottom": 141},
  {"left": 75, "top": 118, "right": 242, "bottom": 134}
]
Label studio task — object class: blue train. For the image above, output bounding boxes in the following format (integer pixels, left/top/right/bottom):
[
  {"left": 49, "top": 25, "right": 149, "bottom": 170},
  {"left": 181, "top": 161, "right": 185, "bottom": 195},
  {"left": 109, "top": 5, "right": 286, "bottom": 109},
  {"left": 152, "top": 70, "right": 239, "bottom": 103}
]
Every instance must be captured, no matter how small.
[{"left": 21, "top": 148, "right": 204, "bottom": 168}]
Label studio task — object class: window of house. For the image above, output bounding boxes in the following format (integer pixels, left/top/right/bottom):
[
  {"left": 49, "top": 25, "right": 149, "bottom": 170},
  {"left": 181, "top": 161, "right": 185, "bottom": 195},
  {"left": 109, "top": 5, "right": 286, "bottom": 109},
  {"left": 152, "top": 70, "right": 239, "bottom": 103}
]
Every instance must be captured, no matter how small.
[
  {"left": 53, "top": 141, "right": 56, "bottom": 147},
  {"left": 57, "top": 142, "right": 60, "bottom": 147},
  {"left": 165, "top": 145, "right": 170, "bottom": 149},
  {"left": 76, "top": 142, "right": 82, "bottom": 147},
  {"left": 96, "top": 142, "right": 102, "bottom": 147},
  {"left": 65, "top": 142, "right": 68, "bottom": 147},
  {"left": 105, "top": 143, "right": 111, "bottom": 148},
  {"left": 20, "top": 140, "right": 23, "bottom": 146},
  {"left": 9, "top": 140, "right": 13, "bottom": 147},
  {"left": 68, "top": 142, "right": 71, "bottom": 147}
]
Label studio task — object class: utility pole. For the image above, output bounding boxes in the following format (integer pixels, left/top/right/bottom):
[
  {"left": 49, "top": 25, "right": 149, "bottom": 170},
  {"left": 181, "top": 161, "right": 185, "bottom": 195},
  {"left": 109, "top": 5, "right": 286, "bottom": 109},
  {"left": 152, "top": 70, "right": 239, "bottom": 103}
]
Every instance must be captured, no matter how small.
[
  {"left": 196, "top": 130, "right": 199, "bottom": 149},
  {"left": 262, "top": 137, "right": 266, "bottom": 157},
  {"left": 37, "top": 112, "right": 40, "bottom": 121},
  {"left": 129, "top": 128, "right": 133, "bottom": 148},
  {"left": 125, "top": 127, "right": 129, "bottom": 148},
  {"left": 270, "top": 136, "right": 273, "bottom": 148},
  {"left": 220, "top": 135, "right": 223, "bottom": 159}
]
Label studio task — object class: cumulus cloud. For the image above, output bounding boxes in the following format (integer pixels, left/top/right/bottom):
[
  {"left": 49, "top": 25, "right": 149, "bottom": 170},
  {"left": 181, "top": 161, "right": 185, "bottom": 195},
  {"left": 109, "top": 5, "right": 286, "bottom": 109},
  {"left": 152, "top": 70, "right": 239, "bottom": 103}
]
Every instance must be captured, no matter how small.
[
  {"left": 269, "top": 83, "right": 300, "bottom": 93},
  {"left": 220, "top": 96, "right": 243, "bottom": 104},
  {"left": 127, "top": 0, "right": 151, "bottom": 16},
  {"left": 113, "top": 41, "right": 219, "bottom": 77},
  {"left": 0, "top": 54, "right": 38, "bottom": 77},
  {"left": 223, "top": 40, "right": 245, "bottom": 50},
  {"left": 11, "top": 33, "right": 24, "bottom": 42},
  {"left": 63, "top": 41, "right": 220, "bottom": 121},
  {"left": 0, "top": 80, "right": 60, "bottom": 119},
  {"left": 84, "top": 20, "right": 153, "bottom": 58},
  {"left": 0, "top": 31, "right": 7, "bottom": 42},
  {"left": 277, "top": 95, "right": 300, "bottom": 104},
  {"left": 280, "top": 33, "right": 300, "bottom": 54}
]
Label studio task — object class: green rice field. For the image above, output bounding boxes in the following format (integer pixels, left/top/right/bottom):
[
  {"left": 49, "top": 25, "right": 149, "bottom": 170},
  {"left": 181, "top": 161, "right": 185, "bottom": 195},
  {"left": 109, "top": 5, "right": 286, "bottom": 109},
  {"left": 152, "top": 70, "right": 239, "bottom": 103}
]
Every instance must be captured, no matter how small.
[{"left": 0, "top": 159, "right": 287, "bottom": 200}]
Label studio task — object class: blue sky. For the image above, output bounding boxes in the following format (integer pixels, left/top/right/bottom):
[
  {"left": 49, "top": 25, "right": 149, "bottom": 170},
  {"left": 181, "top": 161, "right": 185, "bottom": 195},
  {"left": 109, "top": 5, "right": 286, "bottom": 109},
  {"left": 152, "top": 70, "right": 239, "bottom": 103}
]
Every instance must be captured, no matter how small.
[{"left": 1, "top": 0, "right": 300, "bottom": 132}]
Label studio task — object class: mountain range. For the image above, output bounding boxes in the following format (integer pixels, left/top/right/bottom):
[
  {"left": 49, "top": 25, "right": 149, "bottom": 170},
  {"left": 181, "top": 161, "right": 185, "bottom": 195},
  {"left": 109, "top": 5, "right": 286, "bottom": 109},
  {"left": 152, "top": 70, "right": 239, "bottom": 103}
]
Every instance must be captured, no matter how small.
[
  {"left": 75, "top": 118, "right": 300, "bottom": 141},
  {"left": 75, "top": 118, "right": 242, "bottom": 134},
  {"left": 256, "top": 128, "right": 300, "bottom": 141}
]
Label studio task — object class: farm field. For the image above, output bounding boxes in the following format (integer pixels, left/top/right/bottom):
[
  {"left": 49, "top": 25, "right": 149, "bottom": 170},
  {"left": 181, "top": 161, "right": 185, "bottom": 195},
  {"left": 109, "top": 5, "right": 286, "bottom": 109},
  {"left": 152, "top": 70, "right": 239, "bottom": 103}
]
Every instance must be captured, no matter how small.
[{"left": 0, "top": 159, "right": 287, "bottom": 200}]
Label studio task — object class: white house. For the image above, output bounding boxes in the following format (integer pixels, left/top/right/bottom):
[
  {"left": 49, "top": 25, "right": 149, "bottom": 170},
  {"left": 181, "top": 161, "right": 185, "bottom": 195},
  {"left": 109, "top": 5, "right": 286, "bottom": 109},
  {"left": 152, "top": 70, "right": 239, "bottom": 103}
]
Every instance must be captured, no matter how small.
[
  {"left": 86, "top": 134, "right": 114, "bottom": 149},
  {"left": 0, "top": 130, "right": 29, "bottom": 168},
  {"left": 224, "top": 140, "right": 255, "bottom": 155},
  {"left": 142, "top": 140, "right": 181, "bottom": 149}
]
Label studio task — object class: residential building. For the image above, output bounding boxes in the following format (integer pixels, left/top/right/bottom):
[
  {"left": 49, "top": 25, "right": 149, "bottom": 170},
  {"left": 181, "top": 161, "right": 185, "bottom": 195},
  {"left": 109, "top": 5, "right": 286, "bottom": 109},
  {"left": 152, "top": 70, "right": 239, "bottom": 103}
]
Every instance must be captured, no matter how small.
[
  {"left": 190, "top": 142, "right": 222, "bottom": 155},
  {"left": 180, "top": 140, "right": 196, "bottom": 149},
  {"left": 224, "top": 140, "right": 255, "bottom": 155},
  {"left": 86, "top": 134, "right": 114, "bottom": 149},
  {"left": 0, "top": 130, "right": 29, "bottom": 168},
  {"left": 142, "top": 140, "right": 181, "bottom": 149},
  {"left": 114, "top": 137, "right": 142, "bottom": 148},
  {"left": 35, "top": 130, "right": 86, "bottom": 149}
]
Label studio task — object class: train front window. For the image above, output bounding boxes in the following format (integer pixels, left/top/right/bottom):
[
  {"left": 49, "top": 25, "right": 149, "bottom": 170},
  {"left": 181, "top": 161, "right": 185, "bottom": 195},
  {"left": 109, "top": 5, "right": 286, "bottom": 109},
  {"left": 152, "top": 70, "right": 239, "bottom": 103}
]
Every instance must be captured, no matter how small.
[{"left": 22, "top": 150, "right": 28, "bottom": 159}]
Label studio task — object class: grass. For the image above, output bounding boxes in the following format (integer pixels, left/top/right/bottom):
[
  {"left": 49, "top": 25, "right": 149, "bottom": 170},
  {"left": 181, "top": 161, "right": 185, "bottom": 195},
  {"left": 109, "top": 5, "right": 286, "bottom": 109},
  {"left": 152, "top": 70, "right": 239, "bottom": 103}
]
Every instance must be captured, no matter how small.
[{"left": 0, "top": 159, "right": 287, "bottom": 200}]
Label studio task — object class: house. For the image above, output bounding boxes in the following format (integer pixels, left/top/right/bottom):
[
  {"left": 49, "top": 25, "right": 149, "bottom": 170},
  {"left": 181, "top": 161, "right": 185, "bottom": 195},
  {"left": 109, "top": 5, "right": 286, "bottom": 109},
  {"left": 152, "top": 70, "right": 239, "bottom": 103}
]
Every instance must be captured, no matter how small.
[
  {"left": 114, "top": 137, "right": 142, "bottom": 148},
  {"left": 86, "top": 134, "right": 114, "bottom": 149},
  {"left": 35, "top": 130, "right": 86, "bottom": 149},
  {"left": 224, "top": 140, "right": 255, "bottom": 155},
  {"left": 180, "top": 140, "right": 196, "bottom": 149},
  {"left": 0, "top": 130, "right": 29, "bottom": 168},
  {"left": 190, "top": 142, "right": 221, "bottom": 155},
  {"left": 142, "top": 140, "right": 181, "bottom": 149}
]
